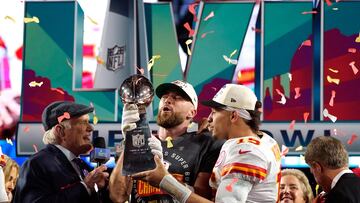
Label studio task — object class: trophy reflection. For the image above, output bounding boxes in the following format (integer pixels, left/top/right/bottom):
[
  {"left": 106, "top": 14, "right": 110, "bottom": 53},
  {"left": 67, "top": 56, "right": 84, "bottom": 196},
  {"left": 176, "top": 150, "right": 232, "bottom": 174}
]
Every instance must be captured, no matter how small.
[{"left": 119, "top": 74, "right": 155, "bottom": 175}]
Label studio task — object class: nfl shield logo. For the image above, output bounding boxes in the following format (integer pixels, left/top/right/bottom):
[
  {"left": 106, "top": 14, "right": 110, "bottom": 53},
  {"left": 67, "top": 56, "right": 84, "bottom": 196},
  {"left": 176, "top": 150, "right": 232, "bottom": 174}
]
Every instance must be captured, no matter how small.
[
  {"left": 132, "top": 133, "right": 145, "bottom": 148},
  {"left": 106, "top": 45, "right": 125, "bottom": 71}
]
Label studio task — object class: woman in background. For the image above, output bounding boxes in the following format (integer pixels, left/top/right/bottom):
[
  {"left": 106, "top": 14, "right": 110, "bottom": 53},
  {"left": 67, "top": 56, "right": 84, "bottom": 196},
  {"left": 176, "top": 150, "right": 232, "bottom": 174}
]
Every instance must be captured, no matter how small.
[
  {"left": 280, "top": 169, "right": 313, "bottom": 203},
  {"left": 2, "top": 156, "right": 19, "bottom": 202}
]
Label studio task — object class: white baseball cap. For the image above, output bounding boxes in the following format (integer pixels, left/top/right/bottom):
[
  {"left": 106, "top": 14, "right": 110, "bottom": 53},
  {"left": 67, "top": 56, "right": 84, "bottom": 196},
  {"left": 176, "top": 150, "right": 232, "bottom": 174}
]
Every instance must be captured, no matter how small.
[
  {"left": 201, "top": 84, "right": 257, "bottom": 111},
  {"left": 156, "top": 80, "right": 198, "bottom": 109}
]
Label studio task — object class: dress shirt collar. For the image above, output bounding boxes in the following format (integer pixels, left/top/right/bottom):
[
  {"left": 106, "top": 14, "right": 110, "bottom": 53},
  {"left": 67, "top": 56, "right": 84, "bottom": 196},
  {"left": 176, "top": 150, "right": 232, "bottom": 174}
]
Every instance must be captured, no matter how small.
[
  {"left": 331, "top": 169, "right": 353, "bottom": 189},
  {"left": 55, "top": 144, "right": 78, "bottom": 162}
]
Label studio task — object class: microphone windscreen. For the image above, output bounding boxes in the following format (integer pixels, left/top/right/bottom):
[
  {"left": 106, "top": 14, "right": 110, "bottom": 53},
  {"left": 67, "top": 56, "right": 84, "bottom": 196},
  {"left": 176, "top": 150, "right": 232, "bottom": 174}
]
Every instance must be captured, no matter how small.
[{"left": 93, "top": 137, "right": 106, "bottom": 148}]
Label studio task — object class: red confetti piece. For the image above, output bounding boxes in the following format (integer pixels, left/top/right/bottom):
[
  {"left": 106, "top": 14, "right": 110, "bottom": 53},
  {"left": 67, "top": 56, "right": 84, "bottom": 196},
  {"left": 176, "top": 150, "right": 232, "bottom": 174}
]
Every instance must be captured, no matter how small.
[
  {"left": 329, "top": 90, "right": 336, "bottom": 106},
  {"left": 294, "top": 87, "right": 301, "bottom": 99},
  {"left": 348, "top": 48, "right": 356, "bottom": 53},
  {"left": 251, "top": 27, "right": 262, "bottom": 33},
  {"left": 51, "top": 88, "right": 65, "bottom": 95},
  {"left": 349, "top": 61, "right": 358, "bottom": 75},
  {"left": 281, "top": 145, "right": 289, "bottom": 156},
  {"left": 204, "top": 11, "right": 214, "bottom": 21},
  {"left": 211, "top": 87, "right": 217, "bottom": 91},
  {"left": 136, "top": 66, "right": 144, "bottom": 75},
  {"left": 57, "top": 112, "right": 70, "bottom": 123},
  {"left": 225, "top": 178, "right": 239, "bottom": 192},
  {"left": 299, "top": 40, "right": 312, "bottom": 50},
  {"left": 33, "top": 144, "right": 38, "bottom": 152},
  {"left": 303, "top": 112, "right": 310, "bottom": 123},
  {"left": 24, "top": 125, "right": 30, "bottom": 133},
  {"left": 325, "top": 0, "right": 332, "bottom": 6},
  {"left": 347, "top": 134, "right": 358, "bottom": 145},
  {"left": 302, "top": 11, "right": 318, "bottom": 15},
  {"left": 188, "top": 3, "right": 199, "bottom": 22},
  {"left": 201, "top": 30, "right": 215, "bottom": 39},
  {"left": 289, "top": 120, "right": 296, "bottom": 130},
  {"left": 183, "top": 22, "right": 195, "bottom": 37}
]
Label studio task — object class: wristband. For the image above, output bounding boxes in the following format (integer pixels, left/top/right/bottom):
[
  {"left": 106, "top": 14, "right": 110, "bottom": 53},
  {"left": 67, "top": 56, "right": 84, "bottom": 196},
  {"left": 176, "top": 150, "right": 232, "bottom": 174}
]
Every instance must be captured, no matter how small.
[{"left": 159, "top": 174, "right": 192, "bottom": 203}]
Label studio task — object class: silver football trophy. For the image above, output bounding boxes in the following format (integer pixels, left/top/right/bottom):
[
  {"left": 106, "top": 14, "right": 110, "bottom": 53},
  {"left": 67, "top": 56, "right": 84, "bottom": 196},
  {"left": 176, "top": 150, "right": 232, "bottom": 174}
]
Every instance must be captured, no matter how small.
[{"left": 120, "top": 74, "right": 155, "bottom": 175}]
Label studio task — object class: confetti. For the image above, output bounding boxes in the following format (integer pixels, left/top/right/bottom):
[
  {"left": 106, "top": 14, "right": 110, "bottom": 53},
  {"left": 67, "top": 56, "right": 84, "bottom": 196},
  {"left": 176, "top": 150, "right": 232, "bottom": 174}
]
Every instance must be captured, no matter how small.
[
  {"left": 332, "top": 7, "right": 339, "bottom": 11},
  {"left": 348, "top": 48, "right": 356, "bottom": 53},
  {"left": 301, "top": 11, "right": 318, "bottom": 15},
  {"left": 281, "top": 145, "right": 289, "bottom": 157},
  {"left": 356, "top": 34, "right": 360, "bottom": 43},
  {"left": 4, "top": 16, "right": 16, "bottom": 23},
  {"left": 66, "top": 58, "right": 73, "bottom": 68},
  {"left": 294, "top": 87, "right": 301, "bottom": 99},
  {"left": 288, "top": 73, "right": 292, "bottom": 81},
  {"left": 24, "top": 125, "right": 30, "bottom": 133},
  {"left": 251, "top": 27, "right": 262, "bottom": 33},
  {"left": 204, "top": 11, "right": 215, "bottom": 21},
  {"left": 24, "top": 16, "right": 40, "bottom": 24},
  {"left": 33, "top": 144, "right": 38, "bottom": 152},
  {"left": 188, "top": 3, "right": 199, "bottom": 22},
  {"left": 289, "top": 120, "right": 296, "bottom": 130},
  {"left": 165, "top": 137, "right": 173, "bottom": 148},
  {"left": 86, "top": 16, "right": 98, "bottom": 25},
  {"left": 96, "top": 56, "right": 105, "bottom": 65},
  {"left": 136, "top": 66, "right": 145, "bottom": 75},
  {"left": 51, "top": 88, "right": 65, "bottom": 95},
  {"left": 185, "top": 39, "right": 192, "bottom": 56},
  {"left": 6, "top": 138, "right": 13, "bottom": 146},
  {"left": 295, "top": 145, "right": 303, "bottom": 151},
  {"left": 325, "top": 0, "right": 332, "bottom": 6},
  {"left": 349, "top": 61, "right": 358, "bottom": 75},
  {"left": 315, "top": 184, "right": 320, "bottom": 196},
  {"left": 225, "top": 178, "right": 238, "bottom": 192},
  {"left": 323, "top": 108, "right": 337, "bottom": 122},
  {"left": 303, "top": 112, "right": 310, "bottom": 123},
  {"left": 237, "top": 70, "right": 242, "bottom": 80},
  {"left": 300, "top": 154, "right": 305, "bottom": 161},
  {"left": 93, "top": 115, "right": 98, "bottom": 125},
  {"left": 299, "top": 40, "right": 311, "bottom": 50},
  {"left": 211, "top": 87, "right": 217, "bottom": 91},
  {"left": 229, "top": 50, "right": 237, "bottom": 58},
  {"left": 147, "top": 55, "right": 161, "bottom": 71},
  {"left": 275, "top": 89, "right": 286, "bottom": 105},
  {"left": 347, "top": 134, "right": 358, "bottom": 145},
  {"left": 183, "top": 22, "right": 195, "bottom": 37},
  {"left": 328, "top": 68, "right": 339, "bottom": 73},
  {"left": 329, "top": 90, "right": 336, "bottom": 106},
  {"left": 57, "top": 112, "right": 70, "bottom": 123},
  {"left": 29, "top": 81, "right": 43, "bottom": 87},
  {"left": 327, "top": 75, "right": 340, "bottom": 85},
  {"left": 201, "top": 30, "right": 215, "bottom": 39},
  {"left": 222, "top": 55, "right": 237, "bottom": 65}
]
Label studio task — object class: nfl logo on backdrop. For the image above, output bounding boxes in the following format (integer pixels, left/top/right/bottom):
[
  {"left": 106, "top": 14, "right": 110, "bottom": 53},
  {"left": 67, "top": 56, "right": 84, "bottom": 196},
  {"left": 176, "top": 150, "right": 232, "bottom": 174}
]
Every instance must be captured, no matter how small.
[
  {"left": 132, "top": 134, "right": 145, "bottom": 148},
  {"left": 106, "top": 45, "right": 125, "bottom": 71}
]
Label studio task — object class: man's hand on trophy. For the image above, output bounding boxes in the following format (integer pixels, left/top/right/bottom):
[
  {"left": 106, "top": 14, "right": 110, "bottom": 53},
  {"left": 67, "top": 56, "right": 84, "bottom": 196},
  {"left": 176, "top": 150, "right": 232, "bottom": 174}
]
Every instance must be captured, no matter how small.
[
  {"left": 148, "top": 136, "right": 169, "bottom": 169},
  {"left": 121, "top": 103, "right": 140, "bottom": 134}
]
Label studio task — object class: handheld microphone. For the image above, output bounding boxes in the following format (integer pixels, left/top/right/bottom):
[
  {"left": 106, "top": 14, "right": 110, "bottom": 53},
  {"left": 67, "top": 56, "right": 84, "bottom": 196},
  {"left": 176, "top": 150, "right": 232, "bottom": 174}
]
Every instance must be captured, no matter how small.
[{"left": 90, "top": 137, "right": 110, "bottom": 166}]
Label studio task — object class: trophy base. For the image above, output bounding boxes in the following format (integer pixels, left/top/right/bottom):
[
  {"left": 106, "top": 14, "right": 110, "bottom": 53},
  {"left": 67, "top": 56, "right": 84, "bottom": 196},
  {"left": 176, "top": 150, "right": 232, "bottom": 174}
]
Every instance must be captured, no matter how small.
[{"left": 122, "top": 125, "right": 155, "bottom": 175}]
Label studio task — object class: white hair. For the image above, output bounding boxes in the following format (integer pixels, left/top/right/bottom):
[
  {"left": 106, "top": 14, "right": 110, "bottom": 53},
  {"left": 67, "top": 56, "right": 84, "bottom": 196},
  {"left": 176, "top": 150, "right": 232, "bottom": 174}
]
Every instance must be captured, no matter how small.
[{"left": 42, "top": 120, "right": 71, "bottom": 144}]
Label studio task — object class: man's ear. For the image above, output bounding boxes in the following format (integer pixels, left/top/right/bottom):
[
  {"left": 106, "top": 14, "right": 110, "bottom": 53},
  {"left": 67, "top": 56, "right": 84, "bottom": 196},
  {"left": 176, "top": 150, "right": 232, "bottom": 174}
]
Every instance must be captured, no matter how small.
[
  {"left": 54, "top": 124, "right": 65, "bottom": 139},
  {"left": 230, "top": 111, "right": 240, "bottom": 122},
  {"left": 186, "top": 108, "right": 197, "bottom": 120},
  {"left": 313, "top": 162, "right": 323, "bottom": 173}
]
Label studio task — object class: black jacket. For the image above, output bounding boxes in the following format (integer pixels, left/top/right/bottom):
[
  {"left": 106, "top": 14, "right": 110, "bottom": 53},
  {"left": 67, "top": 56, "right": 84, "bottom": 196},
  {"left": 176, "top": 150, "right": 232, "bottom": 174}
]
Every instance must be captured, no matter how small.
[{"left": 13, "top": 144, "right": 100, "bottom": 203}]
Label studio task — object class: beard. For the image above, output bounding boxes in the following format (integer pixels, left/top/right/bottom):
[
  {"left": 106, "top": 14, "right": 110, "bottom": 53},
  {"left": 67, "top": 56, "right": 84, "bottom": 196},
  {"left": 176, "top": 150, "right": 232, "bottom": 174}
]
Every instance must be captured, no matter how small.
[{"left": 157, "top": 110, "right": 185, "bottom": 128}]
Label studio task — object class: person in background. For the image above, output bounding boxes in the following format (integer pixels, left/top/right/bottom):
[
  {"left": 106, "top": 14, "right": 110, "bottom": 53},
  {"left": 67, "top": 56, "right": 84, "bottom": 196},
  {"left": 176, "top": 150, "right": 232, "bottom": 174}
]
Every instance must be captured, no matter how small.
[
  {"left": 13, "top": 101, "right": 109, "bottom": 203},
  {"left": 132, "top": 84, "right": 282, "bottom": 203},
  {"left": 0, "top": 155, "right": 8, "bottom": 202},
  {"left": 305, "top": 136, "right": 360, "bottom": 203},
  {"left": 2, "top": 155, "right": 19, "bottom": 202},
  {"left": 109, "top": 80, "right": 223, "bottom": 203},
  {"left": 280, "top": 169, "right": 313, "bottom": 203}
]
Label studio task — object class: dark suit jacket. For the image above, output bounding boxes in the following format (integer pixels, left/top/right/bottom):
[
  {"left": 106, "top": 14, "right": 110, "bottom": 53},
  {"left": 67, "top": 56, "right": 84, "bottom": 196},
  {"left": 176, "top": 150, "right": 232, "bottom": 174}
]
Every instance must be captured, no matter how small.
[
  {"left": 325, "top": 173, "right": 360, "bottom": 203},
  {"left": 13, "top": 144, "right": 100, "bottom": 203}
]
